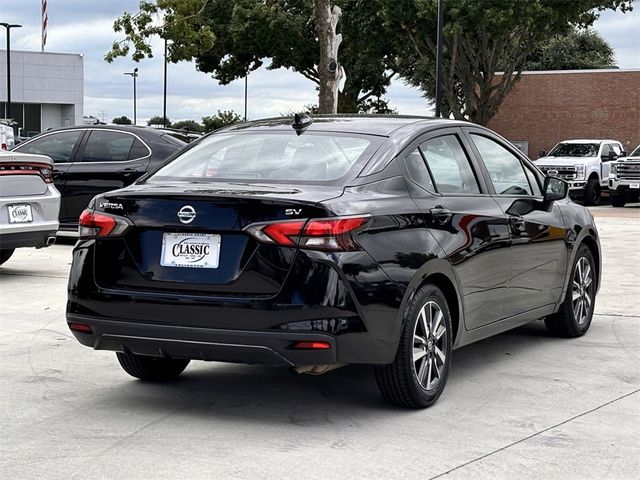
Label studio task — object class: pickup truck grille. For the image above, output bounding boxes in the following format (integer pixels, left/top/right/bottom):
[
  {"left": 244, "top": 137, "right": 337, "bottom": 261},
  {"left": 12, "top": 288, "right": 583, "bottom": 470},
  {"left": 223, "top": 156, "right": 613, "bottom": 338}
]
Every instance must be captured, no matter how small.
[
  {"left": 617, "top": 163, "right": 640, "bottom": 180},
  {"left": 538, "top": 165, "right": 579, "bottom": 180}
]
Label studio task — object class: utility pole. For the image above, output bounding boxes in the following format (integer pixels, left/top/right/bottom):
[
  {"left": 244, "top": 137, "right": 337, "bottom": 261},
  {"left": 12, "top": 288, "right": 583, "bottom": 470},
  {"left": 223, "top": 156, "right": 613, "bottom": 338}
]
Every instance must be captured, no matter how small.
[
  {"left": 434, "top": 0, "right": 444, "bottom": 118},
  {"left": 163, "top": 38, "right": 168, "bottom": 127},
  {"left": 244, "top": 75, "right": 248, "bottom": 121},
  {"left": 124, "top": 67, "right": 139, "bottom": 125},
  {"left": 0, "top": 23, "right": 22, "bottom": 120}
]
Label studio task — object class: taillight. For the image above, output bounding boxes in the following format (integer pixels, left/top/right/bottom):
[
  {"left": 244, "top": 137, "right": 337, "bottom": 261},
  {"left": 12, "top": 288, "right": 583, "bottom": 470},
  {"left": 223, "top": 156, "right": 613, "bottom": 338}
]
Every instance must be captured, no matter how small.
[
  {"left": 0, "top": 162, "right": 54, "bottom": 183},
  {"left": 78, "top": 209, "right": 131, "bottom": 239},
  {"left": 245, "top": 215, "right": 369, "bottom": 251}
]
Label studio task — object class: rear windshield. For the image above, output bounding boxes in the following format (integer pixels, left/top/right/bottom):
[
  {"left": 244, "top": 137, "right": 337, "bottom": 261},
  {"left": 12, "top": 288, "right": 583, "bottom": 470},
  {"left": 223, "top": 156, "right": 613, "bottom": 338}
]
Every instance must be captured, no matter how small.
[
  {"left": 548, "top": 143, "right": 599, "bottom": 157},
  {"left": 147, "top": 132, "right": 379, "bottom": 183}
]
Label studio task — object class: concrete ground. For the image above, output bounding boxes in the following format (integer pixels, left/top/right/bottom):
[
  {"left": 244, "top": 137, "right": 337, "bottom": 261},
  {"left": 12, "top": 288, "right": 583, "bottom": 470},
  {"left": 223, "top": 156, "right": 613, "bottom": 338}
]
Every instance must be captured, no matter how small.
[{"left": 1, "top": 204, "right": 639, "bottom": 479}]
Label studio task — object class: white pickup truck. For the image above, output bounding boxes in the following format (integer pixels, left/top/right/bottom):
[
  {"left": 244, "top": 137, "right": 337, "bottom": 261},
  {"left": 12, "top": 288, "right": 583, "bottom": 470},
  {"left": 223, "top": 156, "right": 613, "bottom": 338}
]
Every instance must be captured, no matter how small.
[
  {"left": 535, "top": 139, "right": 625, "bottom": 205},
  {"left": 609, "top": 144, "right": 640, "bottom": 207}
]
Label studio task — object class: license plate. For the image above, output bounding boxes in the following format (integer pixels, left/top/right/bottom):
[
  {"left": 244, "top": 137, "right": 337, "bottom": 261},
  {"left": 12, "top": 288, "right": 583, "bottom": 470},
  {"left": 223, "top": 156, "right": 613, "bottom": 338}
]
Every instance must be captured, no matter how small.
[
  {"left": 630, "top": 183, "right": 639, "bottom": 189},
  {"left": 8, "top": 204, "right": 33, "bottom": 224},
  {"left": 160, "top": 232, "right": 221, "bottom": 269}
]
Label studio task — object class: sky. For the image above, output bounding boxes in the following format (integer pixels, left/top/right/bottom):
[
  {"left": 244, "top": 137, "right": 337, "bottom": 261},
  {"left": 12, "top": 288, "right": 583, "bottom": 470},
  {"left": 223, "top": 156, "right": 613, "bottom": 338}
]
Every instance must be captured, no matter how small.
[{"left": 1, "top": 0, "right": 639, "bottom": 125}]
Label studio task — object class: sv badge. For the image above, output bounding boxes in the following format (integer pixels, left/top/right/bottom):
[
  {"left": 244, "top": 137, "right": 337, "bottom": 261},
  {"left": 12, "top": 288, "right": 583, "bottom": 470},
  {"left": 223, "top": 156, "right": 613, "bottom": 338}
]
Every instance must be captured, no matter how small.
[{"left": 285, "top": 208, "right": 302, "bottom": 216}]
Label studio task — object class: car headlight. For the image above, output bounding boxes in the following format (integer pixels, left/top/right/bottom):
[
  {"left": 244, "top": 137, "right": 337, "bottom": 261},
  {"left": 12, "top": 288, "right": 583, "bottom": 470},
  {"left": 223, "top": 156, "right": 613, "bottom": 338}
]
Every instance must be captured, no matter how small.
[{"left": 575, "top": 164, "right": 586, "bottom": 180}]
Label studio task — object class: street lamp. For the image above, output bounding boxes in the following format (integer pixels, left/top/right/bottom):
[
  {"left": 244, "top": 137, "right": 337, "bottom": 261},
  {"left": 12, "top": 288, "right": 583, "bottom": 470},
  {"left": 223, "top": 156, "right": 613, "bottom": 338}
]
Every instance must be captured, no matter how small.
[
  {"left": 0, "top": 22, "right": 22, "bottom": 119},
  {"left": 124, "top": 67, "right": 139, "bottom": 125}
]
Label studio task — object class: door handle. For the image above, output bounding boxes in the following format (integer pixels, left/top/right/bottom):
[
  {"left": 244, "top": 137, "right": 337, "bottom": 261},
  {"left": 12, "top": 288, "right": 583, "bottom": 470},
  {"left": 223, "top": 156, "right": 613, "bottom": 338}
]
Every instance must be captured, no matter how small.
[
  {"left": 508, "top": 215, "right": 526, "bottom": 233},
  {"left": 429, "top": 206, "right": 452, "bottom": 224}
]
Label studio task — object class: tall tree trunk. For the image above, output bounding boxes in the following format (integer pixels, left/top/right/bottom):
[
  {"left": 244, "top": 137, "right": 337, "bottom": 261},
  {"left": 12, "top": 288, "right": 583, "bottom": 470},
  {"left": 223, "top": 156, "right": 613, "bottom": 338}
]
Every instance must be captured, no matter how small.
[{"left": 314, "top": 0, "right": 342, "bottom": 114}]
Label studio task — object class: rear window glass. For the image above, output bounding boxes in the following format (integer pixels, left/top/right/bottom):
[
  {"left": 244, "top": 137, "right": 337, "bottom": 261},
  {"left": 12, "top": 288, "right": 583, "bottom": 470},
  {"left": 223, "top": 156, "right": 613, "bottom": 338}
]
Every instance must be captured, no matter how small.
[{"left": 148, "top": 132, "right": 377, "bottom": 183}]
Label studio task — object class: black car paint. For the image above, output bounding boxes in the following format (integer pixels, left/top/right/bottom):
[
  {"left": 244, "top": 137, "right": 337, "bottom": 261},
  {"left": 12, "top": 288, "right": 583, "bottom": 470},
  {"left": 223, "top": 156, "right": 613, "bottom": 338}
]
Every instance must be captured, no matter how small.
[
  {"left": 13, "top": 126, "right": 185, "bottom": 229},
  {"left": 67, "top": 117, "right": 601, "bottom": 366}
]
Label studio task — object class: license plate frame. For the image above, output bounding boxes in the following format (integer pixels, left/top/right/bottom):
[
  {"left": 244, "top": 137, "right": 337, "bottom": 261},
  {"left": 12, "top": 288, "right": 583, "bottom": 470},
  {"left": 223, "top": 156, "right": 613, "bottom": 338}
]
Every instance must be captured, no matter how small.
[
  {"left": 8, "top": 204, "right": 33, "bottom": 224},
  {"left": 160, "top": 232, "right": 221, "bottom": 269}
]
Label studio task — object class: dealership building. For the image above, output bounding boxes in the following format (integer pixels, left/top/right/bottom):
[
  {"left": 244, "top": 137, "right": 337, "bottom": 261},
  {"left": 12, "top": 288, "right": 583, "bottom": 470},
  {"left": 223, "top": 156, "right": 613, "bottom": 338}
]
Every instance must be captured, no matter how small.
[{"left": 0, "top": 49, "right": 83, "bottom": 134}]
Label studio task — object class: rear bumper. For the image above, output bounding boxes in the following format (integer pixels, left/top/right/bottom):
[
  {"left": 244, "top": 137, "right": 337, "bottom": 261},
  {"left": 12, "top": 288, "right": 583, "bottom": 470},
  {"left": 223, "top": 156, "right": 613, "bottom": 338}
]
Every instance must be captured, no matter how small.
[
  {"left": 68, "top": 314, "right": 338, "bottom": 366},
  {"left": 0, "top": 228, "right": 57, "bottom": 249},
  {"left": 0, "top": 186, "right": 60, "bottom": 245}
]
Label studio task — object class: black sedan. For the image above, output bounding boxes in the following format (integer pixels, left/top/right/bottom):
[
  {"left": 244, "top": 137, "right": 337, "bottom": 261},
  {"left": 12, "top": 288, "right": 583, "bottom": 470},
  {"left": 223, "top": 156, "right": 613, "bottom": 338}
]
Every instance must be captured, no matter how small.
[
  {"left": 66, "top": 115, "right": 601, "bottom": 408},
  {"left": 12, "top": 125, "right": 186, "bottom": 232}
]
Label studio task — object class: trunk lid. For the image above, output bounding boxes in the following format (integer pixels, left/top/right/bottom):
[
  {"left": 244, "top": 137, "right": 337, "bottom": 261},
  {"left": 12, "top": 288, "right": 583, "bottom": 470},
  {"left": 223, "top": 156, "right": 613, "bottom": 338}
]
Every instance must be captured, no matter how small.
[
  {"left": 0, "top": 152, "right": 53, "bottom": 197},
  {"left": 92, "top": 181, "right": 343, "bottom": 296}
]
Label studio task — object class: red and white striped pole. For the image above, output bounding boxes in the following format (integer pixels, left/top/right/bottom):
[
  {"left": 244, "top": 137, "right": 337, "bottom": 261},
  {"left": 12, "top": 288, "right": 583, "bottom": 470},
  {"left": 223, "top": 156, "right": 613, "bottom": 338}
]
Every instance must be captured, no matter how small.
[{"left": 41, "top": 0, "right": 48, "bottom": 52}]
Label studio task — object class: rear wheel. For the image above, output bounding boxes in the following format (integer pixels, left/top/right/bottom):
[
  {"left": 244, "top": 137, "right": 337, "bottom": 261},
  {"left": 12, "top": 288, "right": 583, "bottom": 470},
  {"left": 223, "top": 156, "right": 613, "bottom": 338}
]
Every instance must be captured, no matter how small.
[
  {"left": 610, "top": 192, "right": 627, "bottom": 208},
  {"left": 582, "top": 177, "right": 601, "bottom": 206},
  {"left": 116, "top": 352, "right": 190, "bottom": 381},
  {"left": 375, "top": 284, "right": 452, "bottom": 408},
  {"left": 0, "top": 249, "right": 15, "bottom": 266},
  {"left": 545, "top": 244, "right": 596, "bottom": 337}
]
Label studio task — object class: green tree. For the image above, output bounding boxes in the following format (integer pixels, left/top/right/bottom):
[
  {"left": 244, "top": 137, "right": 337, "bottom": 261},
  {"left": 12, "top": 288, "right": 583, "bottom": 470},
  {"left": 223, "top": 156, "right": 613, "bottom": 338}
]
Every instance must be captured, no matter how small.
[
  {"left": 112, "top": 115, "right": 132, "bottom": 125},
  {"left": 105, "top": 0, "right": 399, "bottom": 114},
  {"left": 172, "top": 119, "right": 204, "bottom": 132},
  {"left": 525, "top": 28, "right": 615, "bottom": 71},
  {"left": 147, "top": 116, "right": 171, "bottom": 127},
  {"left": 202, "top": 110, "right": 243, "bottom": 133},
  {"left": 383, "top": 0, "right": 633, "bottom": 125}
]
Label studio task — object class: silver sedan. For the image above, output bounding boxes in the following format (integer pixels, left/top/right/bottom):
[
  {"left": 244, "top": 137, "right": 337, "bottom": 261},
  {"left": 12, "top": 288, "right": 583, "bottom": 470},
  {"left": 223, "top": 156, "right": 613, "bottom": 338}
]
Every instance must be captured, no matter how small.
[{"left": 0, "top": 152, "right": 61, "bottom": 265}]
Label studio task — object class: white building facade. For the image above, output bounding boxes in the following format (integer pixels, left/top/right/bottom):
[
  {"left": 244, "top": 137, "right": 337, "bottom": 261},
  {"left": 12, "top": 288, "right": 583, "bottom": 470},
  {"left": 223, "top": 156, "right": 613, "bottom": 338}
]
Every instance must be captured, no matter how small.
[{"left": 0, "top": 50, "right": 83, "bottom": 134}]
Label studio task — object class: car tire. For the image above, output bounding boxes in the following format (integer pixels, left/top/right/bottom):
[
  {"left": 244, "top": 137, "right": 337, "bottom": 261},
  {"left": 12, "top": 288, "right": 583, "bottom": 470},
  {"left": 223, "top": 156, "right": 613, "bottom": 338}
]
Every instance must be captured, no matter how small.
[
  {"left": 374, "top": 284, "right": 452, "bottom": 408},
  {"left": 610, "top": 192, "right": 627, "bottom": 208},
  {"left": 545, "top": 244, "right": 596, "bottom": 338},
  {"left": 582, "top": 177, "right": 601, "bottom": 206},
  {"left": 116, "top": 352, "right": 190, "bottom": 381},
  {"left": 0, "top": 248, "right": 15, "bottom": 266}
]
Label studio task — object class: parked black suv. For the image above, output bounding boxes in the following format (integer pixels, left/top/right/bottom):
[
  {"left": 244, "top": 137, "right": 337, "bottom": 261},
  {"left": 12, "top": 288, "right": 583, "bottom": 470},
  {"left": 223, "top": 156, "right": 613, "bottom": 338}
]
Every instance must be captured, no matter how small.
[
  {"left": 67, "top": 116, "right": 601, "bottom": 408},
  {"left": 13, "top": 126, "right": 185, "bottom": 232}
]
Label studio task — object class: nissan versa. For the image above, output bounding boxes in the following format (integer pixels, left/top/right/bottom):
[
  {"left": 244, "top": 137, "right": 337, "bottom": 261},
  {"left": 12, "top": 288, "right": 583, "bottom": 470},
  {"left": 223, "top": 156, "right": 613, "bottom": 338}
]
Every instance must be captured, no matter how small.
[{"left": 66, "top": 116, "right": 601, "bottom": 408}]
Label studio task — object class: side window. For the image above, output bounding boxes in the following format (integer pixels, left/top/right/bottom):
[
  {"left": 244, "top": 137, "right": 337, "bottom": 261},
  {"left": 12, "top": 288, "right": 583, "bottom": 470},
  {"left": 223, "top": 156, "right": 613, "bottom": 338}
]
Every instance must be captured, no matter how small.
[
  {"left": 404, "top": 148, "right": 435, "bottom": 192},
  {"left": 128, "top": 138, "right": 151, "bottom": 160},
  {"left": 419, "top": 135, "right": 480, "bottom": 194},
  {"left": 524, "top": 166, "right": 542, "bottom": 196},
  {"left": 82, "top": 131, "right": 136, "bottom": 162},
  {"left": 610, "top": 143, "right": 622, "bottom": 156},
  {"left": 16, "top": 131, "right": 82, "bottom": 163},
  {"left": 471, "top": 134, "right": 532, "bottom": 196},
  {"left": 600, "top": 144, "right": 611, "bottom": 158}
]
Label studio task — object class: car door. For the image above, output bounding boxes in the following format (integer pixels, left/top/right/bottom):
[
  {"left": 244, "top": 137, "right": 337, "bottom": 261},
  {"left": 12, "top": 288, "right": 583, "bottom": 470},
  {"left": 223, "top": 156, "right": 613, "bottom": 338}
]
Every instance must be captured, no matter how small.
[
  {"left": 64, "top": 129, "right": 152, "bottom": 224},
  {"left": 465, "top": 130, "right": 569, "bottom": 318},
  {"left": 401, "top": 128, "right": 512, "bottom": 329},
  {"left": 600, "top": 143, "right": 619, "bottom": 184},
  {"left": 12, "top": 129, "right": 85, "bottom": 223}
]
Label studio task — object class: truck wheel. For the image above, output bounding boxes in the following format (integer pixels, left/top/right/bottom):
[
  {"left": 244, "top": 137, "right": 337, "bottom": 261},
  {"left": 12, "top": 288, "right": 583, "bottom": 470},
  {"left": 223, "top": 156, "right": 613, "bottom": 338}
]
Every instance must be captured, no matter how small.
[
  {"left": 116, "top": 352, "right": 190, "bottom": 381},
  {"left": 582, "top": 177, "right": 600, "bottom": 206},
  {"left": 374, "top": 284, "right": 452, "bottom": 408},
  {"left": 610, "top": 192, "right": 626, "bottom": 208},
  {"left": 545, "top": 244, "right": 596, "bottom": 338},
  {"left": 0, "top": 249, "right": 15, "bottom": 266}
]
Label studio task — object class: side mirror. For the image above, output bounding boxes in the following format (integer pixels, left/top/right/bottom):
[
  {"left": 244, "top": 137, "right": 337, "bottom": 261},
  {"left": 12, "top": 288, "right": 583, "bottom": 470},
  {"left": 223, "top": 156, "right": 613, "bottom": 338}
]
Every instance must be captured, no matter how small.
[
  {"left": 543, "top": 176, "right": 568, "bottom": 203},
  {"left": 601, "top": 151, "right": 617, "bottom": 162}
]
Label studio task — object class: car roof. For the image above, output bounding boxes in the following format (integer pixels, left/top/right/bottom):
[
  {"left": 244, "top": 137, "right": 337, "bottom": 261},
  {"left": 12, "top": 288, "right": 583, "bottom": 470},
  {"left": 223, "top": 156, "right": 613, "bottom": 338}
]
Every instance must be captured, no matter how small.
[
  {"left": 40, "top": 124, "right": 176, "bottom": 139},
  {"left": 221, "top": 115, "right": 470, "bottom": 137}
]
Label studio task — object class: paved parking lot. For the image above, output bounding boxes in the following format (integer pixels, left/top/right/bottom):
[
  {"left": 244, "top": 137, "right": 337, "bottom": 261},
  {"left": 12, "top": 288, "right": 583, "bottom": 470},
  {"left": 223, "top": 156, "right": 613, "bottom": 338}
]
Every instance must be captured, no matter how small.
[{"left": 1, "top": 205, "right": 639, "bottom": 479}]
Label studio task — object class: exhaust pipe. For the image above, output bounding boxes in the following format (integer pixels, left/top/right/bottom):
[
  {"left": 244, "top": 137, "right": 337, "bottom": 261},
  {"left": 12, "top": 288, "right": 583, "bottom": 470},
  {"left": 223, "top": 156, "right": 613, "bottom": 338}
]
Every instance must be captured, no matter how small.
[
  {"left": 293, "top": 364, "right": 344, "bottom": 375},
  {"left": 46, "top": 236, "right": 56, "bottom": 246}
]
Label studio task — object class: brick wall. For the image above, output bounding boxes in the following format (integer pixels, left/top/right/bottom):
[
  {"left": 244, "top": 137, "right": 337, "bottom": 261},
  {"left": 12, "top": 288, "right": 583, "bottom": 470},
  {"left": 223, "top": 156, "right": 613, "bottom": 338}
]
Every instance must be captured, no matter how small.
[{"left": 487, "top": 70, "right": 640, "bottom": 158}]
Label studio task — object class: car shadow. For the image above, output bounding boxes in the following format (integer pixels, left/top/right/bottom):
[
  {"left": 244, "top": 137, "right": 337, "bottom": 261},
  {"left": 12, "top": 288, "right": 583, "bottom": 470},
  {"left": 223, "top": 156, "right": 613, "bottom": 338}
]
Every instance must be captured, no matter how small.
[{"left": 86, "top": 320, "right": 569, "bottom": 423}]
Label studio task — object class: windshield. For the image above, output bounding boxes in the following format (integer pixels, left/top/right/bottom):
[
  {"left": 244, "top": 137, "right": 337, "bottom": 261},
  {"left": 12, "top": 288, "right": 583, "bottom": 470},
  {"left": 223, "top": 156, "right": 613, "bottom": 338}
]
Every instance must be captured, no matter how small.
[
  {"left": 548, "top": 143, "right": 599, "bottom": 157},
  {"left": 630, "top": 145, "right": 640, "bottom": 157},
  {"left": 147, "top": 132, "right": 378, "bottom": 183}
]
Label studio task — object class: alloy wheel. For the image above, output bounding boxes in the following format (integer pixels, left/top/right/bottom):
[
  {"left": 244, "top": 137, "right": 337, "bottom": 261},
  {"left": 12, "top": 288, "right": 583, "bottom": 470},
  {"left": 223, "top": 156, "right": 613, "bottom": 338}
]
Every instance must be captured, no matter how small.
[
  {"left": 572, "top": 257, "right": 593, "bottom": 325},
  {"left": 412, "top": 301, "right": 447, "bottom": 390}
]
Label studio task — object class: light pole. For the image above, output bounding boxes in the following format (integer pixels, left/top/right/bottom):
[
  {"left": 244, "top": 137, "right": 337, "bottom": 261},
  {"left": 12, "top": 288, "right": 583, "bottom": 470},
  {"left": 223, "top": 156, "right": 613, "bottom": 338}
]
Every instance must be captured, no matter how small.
[
  {"left": 244, "top": 75, "right": 248, "bottom": 121},
  {"left": 124, "top": 67, "right": 139, "bottom": 125},
  {"left": 163, "top": 38, "right": 168, "bottom": 127},
  {"left": 434, "top": 0, "right": 444, "bottom": 118},
  {"left": 0, "top": 23, "right": 22, "bottom": 120}
]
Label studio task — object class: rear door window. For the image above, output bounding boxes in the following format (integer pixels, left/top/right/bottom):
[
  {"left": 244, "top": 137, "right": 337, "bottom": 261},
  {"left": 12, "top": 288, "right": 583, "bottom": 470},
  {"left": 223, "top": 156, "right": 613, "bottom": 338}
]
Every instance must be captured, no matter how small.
[
  {"left": 82, "top": 131, "right": 137, "bottom": 162},
  {"left": 404, "top": 148, "right": 435, "bottom": 192},
  {"left": 419, "top": 135, "right": 480, "bottom": 194},
  {"left": 16, "top": 130, "right": 83, "bottom": 163}
]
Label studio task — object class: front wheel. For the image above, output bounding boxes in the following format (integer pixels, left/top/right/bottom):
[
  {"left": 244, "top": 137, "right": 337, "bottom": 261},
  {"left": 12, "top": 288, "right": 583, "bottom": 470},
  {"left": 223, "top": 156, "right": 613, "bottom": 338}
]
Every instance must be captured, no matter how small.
[
  {"left": 116, "top": 352, "right": 190, "bottom": 381},
  {"left": 545, "top": 244, "right": 596, "bottom": 337},
  {"left": 375, "top": 284, "right": 452, "bottom": 408},
  {"left": 582, "top": 177, "right": 601, "bottom": 206},
  {"left": 0, "top": 249, "right": 15, "bottom": 266}
]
